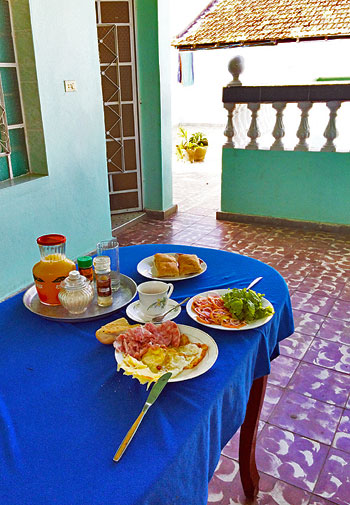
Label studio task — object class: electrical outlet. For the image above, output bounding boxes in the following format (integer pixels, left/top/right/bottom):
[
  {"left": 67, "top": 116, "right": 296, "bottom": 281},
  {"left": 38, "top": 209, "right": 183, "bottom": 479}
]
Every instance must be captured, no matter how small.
[{"left": 64, "top": 80, "right": 77, "bottom": 92}]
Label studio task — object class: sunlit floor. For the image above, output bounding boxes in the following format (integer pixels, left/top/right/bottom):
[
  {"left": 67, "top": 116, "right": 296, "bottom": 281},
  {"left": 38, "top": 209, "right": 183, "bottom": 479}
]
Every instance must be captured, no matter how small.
[{"left": 113, "top": 127, "right": 350, "bottom": 505}]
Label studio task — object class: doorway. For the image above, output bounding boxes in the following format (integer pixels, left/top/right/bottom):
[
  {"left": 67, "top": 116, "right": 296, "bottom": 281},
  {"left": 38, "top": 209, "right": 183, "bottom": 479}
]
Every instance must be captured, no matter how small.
[{"left": 95, "top": 0, "right": 143, "bottom": 216}]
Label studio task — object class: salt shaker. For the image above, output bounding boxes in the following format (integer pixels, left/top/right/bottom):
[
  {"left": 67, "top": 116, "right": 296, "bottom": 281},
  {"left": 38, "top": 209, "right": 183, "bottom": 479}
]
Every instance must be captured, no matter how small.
[{"left": 58, "top": 270, "right": 94, "bottom": 314}]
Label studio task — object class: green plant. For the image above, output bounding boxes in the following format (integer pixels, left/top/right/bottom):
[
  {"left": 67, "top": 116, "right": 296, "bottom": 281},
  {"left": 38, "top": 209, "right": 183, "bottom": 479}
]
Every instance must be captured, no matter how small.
[{"left": 176, "top": 127, "right": 208, "bottom": 161}]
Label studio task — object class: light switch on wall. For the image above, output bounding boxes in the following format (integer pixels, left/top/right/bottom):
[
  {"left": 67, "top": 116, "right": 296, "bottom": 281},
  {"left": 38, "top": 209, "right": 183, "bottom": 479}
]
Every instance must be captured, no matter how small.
[{"left": 64, "top": 80, "right": 77, "bottom": 92}]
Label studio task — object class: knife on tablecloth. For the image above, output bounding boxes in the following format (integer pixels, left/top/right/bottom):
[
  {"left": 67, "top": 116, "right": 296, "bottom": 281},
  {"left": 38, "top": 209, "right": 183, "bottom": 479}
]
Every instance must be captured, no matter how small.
[{"left": 113, "top": 372, "right": 172, "bottom": 462}]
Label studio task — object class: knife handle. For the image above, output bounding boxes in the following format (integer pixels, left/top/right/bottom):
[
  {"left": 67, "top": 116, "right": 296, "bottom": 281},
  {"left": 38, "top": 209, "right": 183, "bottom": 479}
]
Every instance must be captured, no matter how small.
[{"left": 113, "top": 406, "right": 148, "bottom": 462}]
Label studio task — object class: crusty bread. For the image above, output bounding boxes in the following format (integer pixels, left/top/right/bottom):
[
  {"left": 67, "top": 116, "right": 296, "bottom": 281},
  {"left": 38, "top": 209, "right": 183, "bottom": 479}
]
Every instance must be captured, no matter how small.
[
  {"left": 154, "top": 253, "right": 179, "bottom": 277},
  {"left": 177, "top": 254, "right": 202, "bottom": 276},
  {"left": 96, "top": 317, "right": 140, "bottom": 345}
]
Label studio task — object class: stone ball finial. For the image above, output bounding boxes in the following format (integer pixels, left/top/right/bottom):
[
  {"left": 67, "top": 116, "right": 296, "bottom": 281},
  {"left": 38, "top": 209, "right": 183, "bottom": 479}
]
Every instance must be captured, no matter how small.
[{"left": 227, "top": 56, "right": 244, "bottom": 87}]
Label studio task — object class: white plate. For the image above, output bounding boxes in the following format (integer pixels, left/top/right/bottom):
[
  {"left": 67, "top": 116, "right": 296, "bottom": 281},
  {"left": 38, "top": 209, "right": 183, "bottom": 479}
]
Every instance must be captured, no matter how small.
[
  {"left": 136, "top": 253, "right": 207, "bottom": 281},
  {"left": 126, "top": 298, "right": 181, "bottom": 324},
  {"left": 186, "top": 289, "right": 274, "bottom": 331},
  {"left": 114, "top": 324, "right": 218, "bottom": 382}
]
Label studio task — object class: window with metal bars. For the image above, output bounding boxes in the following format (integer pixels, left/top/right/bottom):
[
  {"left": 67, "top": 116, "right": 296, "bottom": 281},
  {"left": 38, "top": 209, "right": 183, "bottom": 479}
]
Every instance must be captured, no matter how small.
[{"left": 0, "top": 0, "right": 29, "bottom": 182}]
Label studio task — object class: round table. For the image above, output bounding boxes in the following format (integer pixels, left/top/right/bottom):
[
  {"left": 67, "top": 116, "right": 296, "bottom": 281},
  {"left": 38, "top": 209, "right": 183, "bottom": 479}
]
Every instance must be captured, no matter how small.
[{"left": 0, "top": 244, "right": 294, "bottom": 505}]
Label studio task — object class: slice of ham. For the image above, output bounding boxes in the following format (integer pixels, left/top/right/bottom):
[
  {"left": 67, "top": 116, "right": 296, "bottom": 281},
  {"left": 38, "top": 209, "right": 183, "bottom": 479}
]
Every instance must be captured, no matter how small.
[{"left": 114, "top": 320, "right": 181, "bottom": 359}]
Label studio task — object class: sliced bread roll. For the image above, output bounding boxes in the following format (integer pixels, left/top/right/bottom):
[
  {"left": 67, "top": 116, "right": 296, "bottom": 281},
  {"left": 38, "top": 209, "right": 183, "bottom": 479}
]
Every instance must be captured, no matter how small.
[{"left": 96, "top": 317, "right": 140, "bottom": 345}]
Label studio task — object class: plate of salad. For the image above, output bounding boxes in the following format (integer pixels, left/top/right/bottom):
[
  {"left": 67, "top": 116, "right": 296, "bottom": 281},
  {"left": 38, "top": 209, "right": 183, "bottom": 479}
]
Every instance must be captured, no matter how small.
[{"left": 186, "top": 288, "right": 274, "bottom": 331}]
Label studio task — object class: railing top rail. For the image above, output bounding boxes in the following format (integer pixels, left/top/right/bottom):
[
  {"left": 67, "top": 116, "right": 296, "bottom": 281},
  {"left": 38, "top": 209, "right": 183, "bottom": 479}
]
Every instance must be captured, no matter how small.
[{"left": 222, "top": 83, "right": 350, "bottom": 104}]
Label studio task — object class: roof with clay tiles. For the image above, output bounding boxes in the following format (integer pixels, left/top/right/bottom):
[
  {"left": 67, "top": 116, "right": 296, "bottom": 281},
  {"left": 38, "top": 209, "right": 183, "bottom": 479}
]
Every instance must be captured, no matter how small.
[{"left": 173, "top": 0, "right": 350, "bottom": 49}]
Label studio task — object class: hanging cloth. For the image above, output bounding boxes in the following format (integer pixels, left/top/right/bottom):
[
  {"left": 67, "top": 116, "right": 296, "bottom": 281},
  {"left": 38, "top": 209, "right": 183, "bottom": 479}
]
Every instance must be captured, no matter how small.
[{"left": 178, "top": 51, "right": 194, "bottom": 86}]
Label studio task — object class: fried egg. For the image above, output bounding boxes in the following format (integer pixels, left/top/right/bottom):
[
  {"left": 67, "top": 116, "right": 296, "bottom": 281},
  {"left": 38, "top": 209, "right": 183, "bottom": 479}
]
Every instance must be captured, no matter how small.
[{"left": 118, "top": 339, "right": 208, "bottom": 385}]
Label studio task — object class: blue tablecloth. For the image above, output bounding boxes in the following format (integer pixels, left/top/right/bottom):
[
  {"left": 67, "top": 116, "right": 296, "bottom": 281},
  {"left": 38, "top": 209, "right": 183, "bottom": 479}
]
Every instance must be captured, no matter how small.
[{"left": 0, "top": 244, "right": 294, "bottom": 505}]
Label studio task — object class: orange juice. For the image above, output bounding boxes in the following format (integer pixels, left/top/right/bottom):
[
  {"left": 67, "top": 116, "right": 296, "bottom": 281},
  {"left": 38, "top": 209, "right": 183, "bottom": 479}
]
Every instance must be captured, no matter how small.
[
  {"left": 33, "top": 254, "right": 76, "bottom": 305},
  {"left": 32, "top": 234, "right": 76, "bottom": 305}
]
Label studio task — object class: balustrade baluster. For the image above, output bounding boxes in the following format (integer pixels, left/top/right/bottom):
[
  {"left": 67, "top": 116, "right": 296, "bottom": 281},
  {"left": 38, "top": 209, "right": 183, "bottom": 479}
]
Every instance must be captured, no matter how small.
[
  {"left": 270, "top": 102, "right": 286, "bottom": 151},
  {"left": 223, "top": 103, "right": 235, "bottom": 148},
  {"left": 223, "top": 56, "right": 244, "bottom": 148},
  {"left": 246, "top": 103, "right": 260, "bottom": 150},
  {"left": 321, "top": 101, "right": 341, "bottom": 152},
  {"left": 294, "top": 101, "right": 312, "bottom": 151}
]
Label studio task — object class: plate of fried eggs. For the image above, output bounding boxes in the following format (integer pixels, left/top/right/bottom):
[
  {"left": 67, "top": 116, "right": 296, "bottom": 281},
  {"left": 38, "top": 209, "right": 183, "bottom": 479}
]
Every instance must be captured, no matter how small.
[{"left": 114, "top": 324, "right": 218, "bottom": 384}]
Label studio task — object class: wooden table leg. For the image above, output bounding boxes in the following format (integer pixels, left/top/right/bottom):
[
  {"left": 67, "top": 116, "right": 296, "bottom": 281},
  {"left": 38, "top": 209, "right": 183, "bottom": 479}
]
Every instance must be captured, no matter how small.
[{"left": 239, "top": 375, "right": 267, "bottom": 500}]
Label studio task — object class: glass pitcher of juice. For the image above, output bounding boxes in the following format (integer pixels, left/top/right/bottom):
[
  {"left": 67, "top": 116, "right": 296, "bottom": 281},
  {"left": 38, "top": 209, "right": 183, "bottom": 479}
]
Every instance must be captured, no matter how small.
[{"left": 32, "top": 234, "right": 76, "bottom": 306}]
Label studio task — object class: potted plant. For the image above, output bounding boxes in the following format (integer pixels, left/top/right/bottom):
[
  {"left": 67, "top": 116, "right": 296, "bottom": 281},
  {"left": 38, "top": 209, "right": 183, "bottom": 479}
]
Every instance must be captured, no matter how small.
[{"left": 176, "top": 126, "right": 208, "bottom": 163}]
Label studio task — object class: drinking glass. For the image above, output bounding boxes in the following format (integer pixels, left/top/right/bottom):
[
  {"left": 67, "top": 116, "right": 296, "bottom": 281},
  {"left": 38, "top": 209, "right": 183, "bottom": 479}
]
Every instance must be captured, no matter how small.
[{"left": 96, "top": 238, "right": 120, "bottom": 292}]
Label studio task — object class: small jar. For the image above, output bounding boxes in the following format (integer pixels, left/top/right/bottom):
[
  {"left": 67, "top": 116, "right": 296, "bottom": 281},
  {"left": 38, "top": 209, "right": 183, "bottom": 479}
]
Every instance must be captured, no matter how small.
[
  {"left": 58, "top": 270, "right": 94, "bottom": 314},
  {"left": 93, "top": 256, "right": 113, "bottom": 307},
  {"left": 77, "top": 256, "right": 94, "bottom": 282}
]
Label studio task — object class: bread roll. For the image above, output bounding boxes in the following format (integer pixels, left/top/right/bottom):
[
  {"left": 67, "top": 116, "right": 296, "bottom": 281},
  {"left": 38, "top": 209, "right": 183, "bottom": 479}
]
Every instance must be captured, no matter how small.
[
  {"left": 154, "top": 253, "right": 179, "bottom": 277},
  {"left": 177, "top": 254, "right": 202, "bottom": 276},
  {"left": 96, "top": 317, "right": 140, "bottom": 345}
]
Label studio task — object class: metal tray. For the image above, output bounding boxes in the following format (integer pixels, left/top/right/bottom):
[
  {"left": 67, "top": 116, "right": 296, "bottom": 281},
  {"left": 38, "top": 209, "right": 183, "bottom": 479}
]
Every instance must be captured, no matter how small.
[{"left": 23, "top": 274, "right": 137, "bottom": 323}]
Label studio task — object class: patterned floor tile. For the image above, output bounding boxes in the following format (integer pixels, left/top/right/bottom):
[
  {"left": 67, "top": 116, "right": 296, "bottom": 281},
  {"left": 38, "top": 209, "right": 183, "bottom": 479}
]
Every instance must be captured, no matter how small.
[
  {"left": 268, "top": 390, "right": 342, "bottom": 445},
  {"left": 303, "top": 338, "right": 350, "bottom": 374},
  {"left": 297, "top": 276, "right": 346, "bottom": 299},
  {"left": 308, "top": 495, "right": 343, "bottom": 505},
  {"left": 287, "top": 362, "right": 350, "bottom": 407},
  {"left": 339, "top": 283, "right": 350, "bottom": 301},
  {"left": 256, "top": 424, "right": 329, "bottom": 492},
  {"left": 279, "top": 332, "right": 314, "bottom": 359},
  {"left": 317, "top": 318, "right": 350, "bottom": 346},
  {"left": 291, "top": 292, "right": 335, "bottom": 317},
  {"left": 314, "top": 448, "right": 350, "bottom": 505},
  {"left": 208, "top": 456, "right": 311, "bottom": 505},
  {"left": 268, "top": 355, "right": 300, "bottom": 388},
  {"left": 261, "top": 385, "right": 284, "bottom": 422},
  {"left": 292, "top": 310, "right": 325, "bottom": 336},
  {"left": 222, "top": 421, "right": 265, "bottom": 461},
  {"left": 328, "top": 299, "right": 350, "bottom": 322},
  {"left": 332, "top": 410, "right": 350, "bottom": 454}
]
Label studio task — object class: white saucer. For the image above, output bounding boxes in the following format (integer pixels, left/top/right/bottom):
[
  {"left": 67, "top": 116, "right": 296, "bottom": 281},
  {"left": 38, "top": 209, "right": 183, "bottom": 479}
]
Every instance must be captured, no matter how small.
[{"left": 126, "top": 298, "right": 182, "bottom": 324}]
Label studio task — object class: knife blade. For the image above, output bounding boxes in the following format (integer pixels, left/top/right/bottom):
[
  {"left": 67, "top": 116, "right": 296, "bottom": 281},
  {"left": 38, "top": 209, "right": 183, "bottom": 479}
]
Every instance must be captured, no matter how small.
[{"left": 113, "top": 372, "right": 172, "bottom": 462}]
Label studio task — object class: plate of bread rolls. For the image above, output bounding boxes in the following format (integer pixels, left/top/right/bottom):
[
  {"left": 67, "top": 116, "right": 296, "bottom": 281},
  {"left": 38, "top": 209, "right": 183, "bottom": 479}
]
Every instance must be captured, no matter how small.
[{"left": 137, "top": 252, "right": 207, "bottom": 281}]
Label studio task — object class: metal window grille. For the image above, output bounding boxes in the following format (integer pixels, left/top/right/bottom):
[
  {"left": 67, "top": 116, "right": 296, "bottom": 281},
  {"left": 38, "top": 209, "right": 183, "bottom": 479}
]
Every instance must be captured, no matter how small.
[{"left": 0, "top": 75, "right": 11, "bottom": 157}]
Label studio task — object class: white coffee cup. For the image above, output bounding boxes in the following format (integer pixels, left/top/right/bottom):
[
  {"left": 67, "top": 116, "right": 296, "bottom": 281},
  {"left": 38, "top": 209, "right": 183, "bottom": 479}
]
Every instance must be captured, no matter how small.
[{"left": 137, "top": 281, "right": 174, "bottom": 317}]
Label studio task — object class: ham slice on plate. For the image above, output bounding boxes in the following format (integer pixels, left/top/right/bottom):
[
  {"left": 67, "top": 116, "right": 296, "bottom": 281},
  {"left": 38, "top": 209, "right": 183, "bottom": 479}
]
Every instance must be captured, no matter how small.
[{"left": 114, "top": 320, "right": 181, "bottom": 359}]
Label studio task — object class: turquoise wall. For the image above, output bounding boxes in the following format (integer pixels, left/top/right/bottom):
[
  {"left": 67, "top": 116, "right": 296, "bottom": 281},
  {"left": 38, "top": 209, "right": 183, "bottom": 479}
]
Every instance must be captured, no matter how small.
[
  {"left": 221, "top": 149, "right": 350, "bottom": 225},
  {"left": 0, "top": 0, "right": 111, "bottom": 300},
  {"left": 135, "top": 0, "right": 173, "bottom": 211}
]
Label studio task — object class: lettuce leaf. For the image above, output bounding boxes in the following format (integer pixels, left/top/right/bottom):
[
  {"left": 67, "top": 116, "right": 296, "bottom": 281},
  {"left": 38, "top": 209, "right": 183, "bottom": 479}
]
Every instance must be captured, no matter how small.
[{"left": 221, "top": 288, "right": 274, "bottom": 322}]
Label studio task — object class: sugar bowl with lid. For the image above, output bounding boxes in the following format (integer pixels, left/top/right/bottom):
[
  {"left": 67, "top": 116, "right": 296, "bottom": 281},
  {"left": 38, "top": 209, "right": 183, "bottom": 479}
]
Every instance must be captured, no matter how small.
[{"left": 58, "top": 270, "right": 94, "bottom": 314}]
